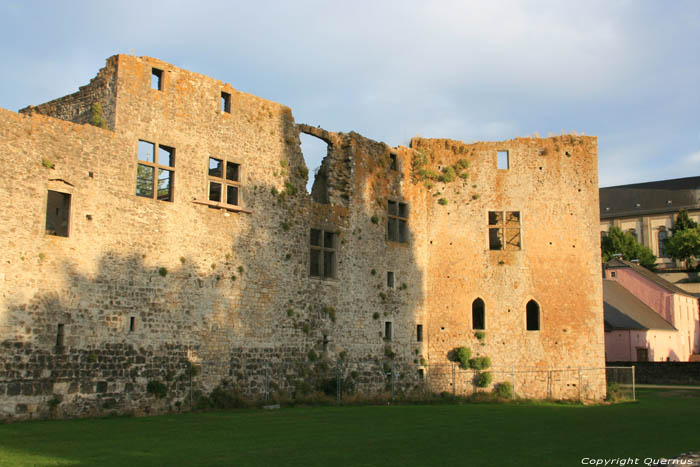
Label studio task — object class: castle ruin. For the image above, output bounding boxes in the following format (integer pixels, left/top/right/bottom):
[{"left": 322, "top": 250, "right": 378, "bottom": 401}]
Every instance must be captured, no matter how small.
[{"left": 0, "top": 55, "right": 605, "bottom": 418}]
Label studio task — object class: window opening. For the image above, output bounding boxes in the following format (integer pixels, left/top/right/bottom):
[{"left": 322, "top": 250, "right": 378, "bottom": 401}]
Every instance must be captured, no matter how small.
[
  {"left": 526, "top": 300, "right": 540, "bottom": 331},
  {"left": 418, "top": 369, "right": 424, "bottom": 379},
  {"left": 221, "top": 91, "right": 231, "bottom": 113},
  {"left": 136, "top": 140, "right": 174, "bottom": 201},
  {"left": 497, "top": 150, "right": 509, "bottom": 169},
  {"left": 151, "top": 68, "right": 163, "bottom": 91},
  {"left": 384, "top": 322, "right": 392, "bottom": 340},
  {"left": 207, "top": 157, "right": 240, "bottom": 206},
  {"left": 489, "top": 211, "right": 520, "bottom": 250},
  {"left": 658, "top": 229, "right": 668, "bottom": 257},
  {"left": 390, "top": 153, "right": 398, "bottom": 171},
  {"left": 323, "top": 335, "right": 329, "bottom": 352},
  {"left": 45, "top": 191, "right": 71, "bottom": 237},
  {"left": 416, "top": 324, "right": 423, "bottom": 342},
  {"left": 388, "top": 200, "right": 408, "bottom": 242},
  {"left": 610, "top": 271, "right": 616, "bottom": 278},
  {"left": 129, "top": 317, "right": 135, "bottom": 332},
  {"left": 387, "top": 271, "right": 395, "bottom": 288},
  {"left": 310, "top": 229, "right": 336, "bottom": 279},
  {"left": 472, "top": 298, "right": 485, "bottom": 330},
  {"left": 56, "top": 324, "right": 65, "bottom": 348}
]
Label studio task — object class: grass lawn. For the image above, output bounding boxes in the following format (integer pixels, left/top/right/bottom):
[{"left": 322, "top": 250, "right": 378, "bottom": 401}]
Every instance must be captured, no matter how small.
[{"left": 0, "top": 389, "right": 698, "bottom": 466}]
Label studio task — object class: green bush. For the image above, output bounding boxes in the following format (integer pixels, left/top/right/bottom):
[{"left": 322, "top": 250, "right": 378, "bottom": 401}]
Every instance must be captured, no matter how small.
[
  {"left": 438, "top": 166, "right": 456, "bottom": 183},
  {"left": 469, "top": 356, "right": 491, "bottom": 370},
  {"left": 371, "top": 215, "right": 379, "bottom": 224},
  {"left": 147, "top": 380, "right": 168, "bottom": 399},
  {"left": 474, "top": 331, "right": 485, "bottom": 341},
  {"left": 307, "top": 349, "right": 319, "bottom": 362},
  {"left": 452, "top": 347, "right": 472, "bottom": 369},
  {"left": 438, "top": 198, "right": 448, "bottom": 205},
  {"left": 158, "top": 267, "right": 167, "bottom": 277},
  {"left": 492, "top": 382, "right": 513, "bottom": 399},
  {"left": 477, "top": 372, "right": 493, "bottom": 388}
]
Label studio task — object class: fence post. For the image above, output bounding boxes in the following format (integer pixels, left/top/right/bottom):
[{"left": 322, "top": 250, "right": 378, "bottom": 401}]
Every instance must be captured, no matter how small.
[
  {"left": 452, "top": 364, "right": 456, "bottom": 399},
  {"left": 632, "top": 365, "right": 636, "bottom": 401},
  {"left": 336, "top": 359, "right": 341, "bottom": 403},
  {"left": 578, "top": 368, "right": 582, "bottom": 402}
]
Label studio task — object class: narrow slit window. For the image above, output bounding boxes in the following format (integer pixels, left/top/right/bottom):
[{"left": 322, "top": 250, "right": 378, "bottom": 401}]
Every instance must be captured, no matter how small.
[
  {"left": 389, "top": 153, "right": 398, "bottom": 171},
  {"left": 472, "top": 298, "right": 485, "bottom": 330},
  {"left": 526, "top": 300, "right": 540, "bottom": 331},
  {"left": 384, "top": 322, "right": 392, "bottom": 340},
  {"left": 151, "top": 68, "right": 163, "bottom": 91},
  {"left": 129, "top": 317, "right": 135, "bottom": 332},
  {"left": 56, "top": 324, "right": 65, "bottom": 347},
  {"left": 416, "top": 324, "right": 423, "bottom": 342},
  {"left": 387, "top": 271, "right": 395, "bottom": 288},
  {"left": 221, "top": 91, "right": 231, "bottom": 113},
  {"left": 497, "top": 150, "right": 509, "bottom": 169},
  {"left": 45, "top": 191, "right": 71, "bottom": 237}
]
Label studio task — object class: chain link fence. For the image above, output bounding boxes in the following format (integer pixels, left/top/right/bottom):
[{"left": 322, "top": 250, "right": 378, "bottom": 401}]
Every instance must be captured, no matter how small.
[{"left": 185, "top": 361, "right": 635, "bottom": 405}]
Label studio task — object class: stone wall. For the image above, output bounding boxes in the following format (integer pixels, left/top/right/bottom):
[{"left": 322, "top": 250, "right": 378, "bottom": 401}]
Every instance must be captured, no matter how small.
[{"left": 0, "top": 55, "right": 605, "bottom": 419}]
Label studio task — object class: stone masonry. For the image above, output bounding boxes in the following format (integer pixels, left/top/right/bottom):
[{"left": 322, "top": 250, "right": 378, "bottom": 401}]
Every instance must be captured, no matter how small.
[{"left": 0, "top": 55, "right": 605, "bottom": 419}]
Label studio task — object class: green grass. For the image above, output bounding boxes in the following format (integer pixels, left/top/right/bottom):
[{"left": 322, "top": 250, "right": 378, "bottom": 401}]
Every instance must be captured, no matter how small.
[{"left": 0, "top": 389, "right": 698, "bottom": 466}]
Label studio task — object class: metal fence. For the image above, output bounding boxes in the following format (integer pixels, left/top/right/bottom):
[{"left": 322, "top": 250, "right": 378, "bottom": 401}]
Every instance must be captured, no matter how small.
[{"left": 189, "top": 360, "right": 635, "bottom": 404}]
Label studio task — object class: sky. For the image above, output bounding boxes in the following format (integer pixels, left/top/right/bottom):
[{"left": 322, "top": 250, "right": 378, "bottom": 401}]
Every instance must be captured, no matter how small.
[{"left": 1, "top": 0, "right": 699, "bottom": 188}]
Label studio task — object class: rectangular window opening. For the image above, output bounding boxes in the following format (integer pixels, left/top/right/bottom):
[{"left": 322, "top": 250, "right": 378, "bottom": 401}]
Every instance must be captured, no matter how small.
[
  {"left": 390, "top": 153, "right": 398, "bottom": 171},
  {"left": 129, "top": 317, "right": 135, "bottom": 332},
  {"left": 488, "top": 211, "right": 521, "bottom": 250},
  {"left": 497, "top": 150, "right": 509, "bottom": 170},
  {"left": 310, "top": 229, "right": 336, "bottom": 279},
  {"left": 387, "top": 271, "right": 395, "bottom": 288},
  {"left": 384, "top": 322, "right": 392, "bottom": 340},
  {"left": 46, "top": 191, "right": 71, "bottom": 237},
  {"left": 151, "top": 68, "right": 163, "bottom": 91},
  {"left": 416, "top": 324, "right": 423, "bottom": 342},
  {"left": 388, "top": 201, "right": 409, "bottom": 243},
  {"left": 221, "top": 91, "right": 231, "bottom": 113},
  {"left": 56, "top": 324, "right": 65, "bottom": 348},
  {"left": 136, "top": 140, "right": 175, "bottom": 202},
  {"left": 207, "top": 157, "right": 240, "bottom": 206}
]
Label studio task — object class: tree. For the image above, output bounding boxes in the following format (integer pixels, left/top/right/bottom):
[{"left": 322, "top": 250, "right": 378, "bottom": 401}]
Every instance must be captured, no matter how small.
[
  {"left": 670, "top": 209, "right": 698, "bottom": 234},
  {"left": 601, "top": 226, "right": 656, "bottom": 270},
  {"left": 664, "top": 210, "right": 700, "bottom": 269}
]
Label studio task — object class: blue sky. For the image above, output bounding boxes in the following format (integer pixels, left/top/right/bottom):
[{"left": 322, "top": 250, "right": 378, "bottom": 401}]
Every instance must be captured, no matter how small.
[{"left": 1, "top": 0, "right": 699, "bottom": 187}]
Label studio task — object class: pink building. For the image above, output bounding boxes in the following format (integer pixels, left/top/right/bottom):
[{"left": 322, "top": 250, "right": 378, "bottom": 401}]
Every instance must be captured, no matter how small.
[{"left": 603, "top": 259, "right": 700, "bottom": 362}]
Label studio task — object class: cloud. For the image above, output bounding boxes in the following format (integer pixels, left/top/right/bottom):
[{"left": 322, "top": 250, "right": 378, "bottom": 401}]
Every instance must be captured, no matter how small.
[{"left": 1, "top": 0, "right": 699, "bottom": 188}]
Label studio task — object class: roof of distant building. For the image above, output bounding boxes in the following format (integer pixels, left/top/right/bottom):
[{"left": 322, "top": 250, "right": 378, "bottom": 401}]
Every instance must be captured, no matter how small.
[
  {"left": 605, "top": 258, "right": 696, "bottom": 298},
  {"left": 603, "top": 280, "right": 676, "bottom": 331},
  {"left": 600, "top": 175, "right": 700, "bottom": 219}
]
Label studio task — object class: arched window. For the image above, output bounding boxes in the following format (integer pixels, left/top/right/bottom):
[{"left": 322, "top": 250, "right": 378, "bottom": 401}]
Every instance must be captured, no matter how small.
[
  {"left": 526, "top": 300, "right": 540, "bottom": 331},
  {"left": 472, "top": 298, "right": 485, "bottom": 330},
  {"left": 658, "top": 229, "right": 668, "bottom": 257}
]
